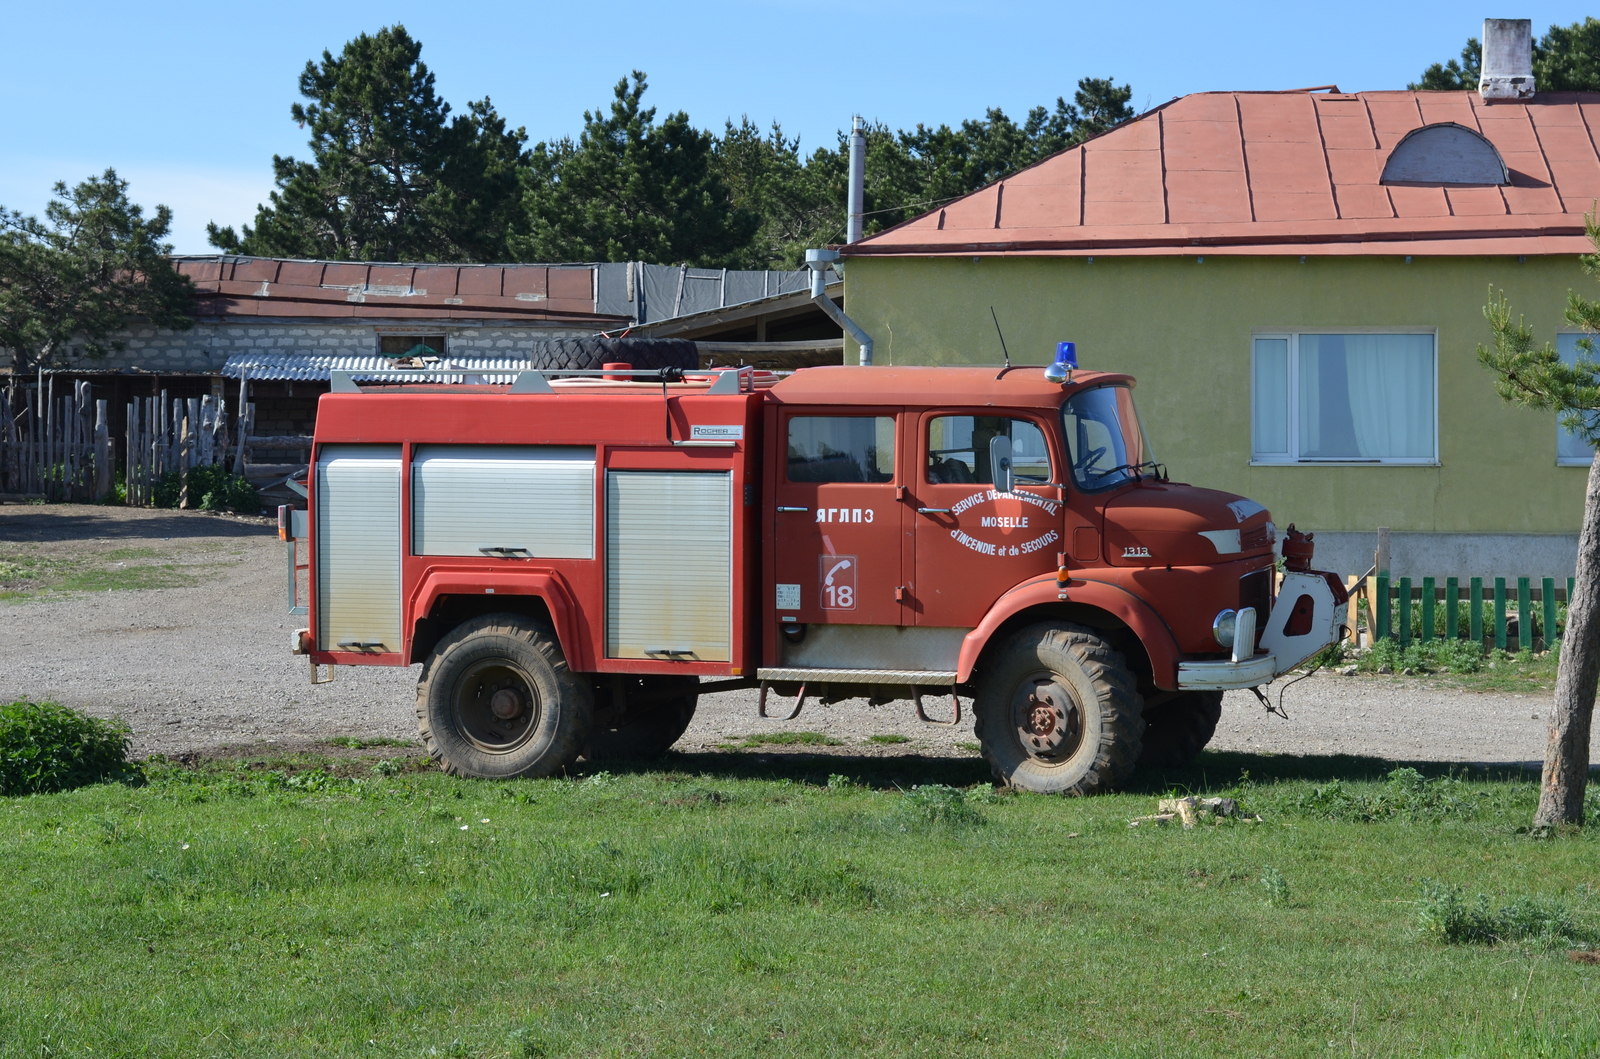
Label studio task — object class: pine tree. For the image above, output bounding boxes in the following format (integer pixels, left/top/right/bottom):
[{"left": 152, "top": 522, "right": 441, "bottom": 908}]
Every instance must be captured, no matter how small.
[
  {"left": 0, "top": 169, "right": 193, "bottom": 376},
  {"left": 207, "top": 25, "right": 529, "bottom": 262},
  {"left": 1477, "top": 213, "right": 1600, "bottom": 828},
  {"left": 513, "top": 72, "right": 757, "bottom": 266}
]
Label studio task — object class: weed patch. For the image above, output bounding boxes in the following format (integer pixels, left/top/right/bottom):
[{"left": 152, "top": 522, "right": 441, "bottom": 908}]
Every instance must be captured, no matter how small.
[
  {"left": 893, "top": 783, "right": 985, "bottom": 828},
  {"left": 1262, "top": 767, "right": 1483, "bottom": 822},
  {"left": 1418, "top": 880, "right": 1595, "bottom": 948},
  {"left": 867, "top": 733, "right": 911, "bottom": 745}
]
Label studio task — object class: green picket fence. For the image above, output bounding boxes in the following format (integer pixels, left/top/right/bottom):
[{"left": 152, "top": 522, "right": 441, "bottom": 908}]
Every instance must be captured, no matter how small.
[{"left": 1366, "top": 575, "right": 1572, "bottom": 652}]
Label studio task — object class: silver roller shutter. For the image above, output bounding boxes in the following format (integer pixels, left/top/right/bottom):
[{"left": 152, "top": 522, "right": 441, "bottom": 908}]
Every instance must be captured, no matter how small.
[
  {"left": 606, "top": 471, "right": 732, "bottom": 661},
  {"left": 412, "top": 445, "right": 595, "bottom": 558},
  {"left": 316, "top": 445, "right": 402, "bottom": 652}
]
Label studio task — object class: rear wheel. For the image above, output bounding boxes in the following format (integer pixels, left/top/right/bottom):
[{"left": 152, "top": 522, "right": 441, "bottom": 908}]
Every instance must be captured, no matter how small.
[
  {"left": 583, "top": 676, "right": 699, "bottom": 760},
  {"left": 416, "top": 614, "right": 592, "bottom": 779},
  {"left": 973, "top": 622, "right": 1144, "bottom": 795},
  {"left": 1137, "top": 691, "right": 1223, "bottom": 769}
]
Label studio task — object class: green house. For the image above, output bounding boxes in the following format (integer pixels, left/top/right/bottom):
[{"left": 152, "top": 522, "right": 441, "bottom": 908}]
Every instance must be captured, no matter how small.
[{"left": 839, "top": 85, "right": 1600, "bottom": 579}]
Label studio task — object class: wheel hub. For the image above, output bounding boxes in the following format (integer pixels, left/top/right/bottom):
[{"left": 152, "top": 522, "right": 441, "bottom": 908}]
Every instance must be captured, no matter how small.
[
  {"left": 1012, "top": 679, "right": 1080, "bottom": 761},
  {"left": 489, "top": 687, "right": 525, "bottom": 720},
  {"left": 453, "top": 662, "right": 539, "bottom": 753}
]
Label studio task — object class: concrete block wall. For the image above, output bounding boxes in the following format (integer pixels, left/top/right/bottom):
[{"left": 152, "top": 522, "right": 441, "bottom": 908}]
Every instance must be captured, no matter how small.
[{"left": 4, "top": 322, "right": 590, "bottom": 374}]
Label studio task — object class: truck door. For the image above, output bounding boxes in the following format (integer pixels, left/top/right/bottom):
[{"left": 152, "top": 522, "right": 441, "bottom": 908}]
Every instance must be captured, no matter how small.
[
  {"left": 910, "top": 412, "right": 1064, "bottom": 628},
  {"left": 772, "top": 410, "right": 905, "bottom": 627}
]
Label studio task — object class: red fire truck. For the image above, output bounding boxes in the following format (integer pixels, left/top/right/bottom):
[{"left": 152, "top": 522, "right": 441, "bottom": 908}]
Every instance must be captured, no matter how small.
[{"left": 281, "top": 358, "right": 1345, "bottom": 794}]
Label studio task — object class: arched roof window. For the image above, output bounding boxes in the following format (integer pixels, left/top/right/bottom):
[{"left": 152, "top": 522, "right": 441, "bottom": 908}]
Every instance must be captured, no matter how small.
[{"left": 1380, "top": 123, "right": 1509, "bottom": 186}]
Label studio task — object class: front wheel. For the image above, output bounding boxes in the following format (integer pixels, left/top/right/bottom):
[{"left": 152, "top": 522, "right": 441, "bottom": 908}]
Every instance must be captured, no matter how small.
[
  {"left": 973, "top": 622, "right": 1144, "bottom": 795},
  {"left": 1138, "top": 691, "right": 1223, "bottom": 769},
  {"left": 415, "top": 614, "right": 592, "bottom": 779}
]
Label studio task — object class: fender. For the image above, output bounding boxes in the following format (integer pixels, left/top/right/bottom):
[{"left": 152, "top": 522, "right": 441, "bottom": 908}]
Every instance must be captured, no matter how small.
[
  {"left": 407, "top": 566, "right": 584, "bottom": 669},
  {"left": 957, "top": 574, "right": 1185, "bottom": 690}
]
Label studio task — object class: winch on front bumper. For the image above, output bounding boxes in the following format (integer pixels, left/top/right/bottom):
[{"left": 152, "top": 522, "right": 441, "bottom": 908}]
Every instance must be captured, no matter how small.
[{"left": 1175, "top": 526, "right": 1348, "bottom": 691}]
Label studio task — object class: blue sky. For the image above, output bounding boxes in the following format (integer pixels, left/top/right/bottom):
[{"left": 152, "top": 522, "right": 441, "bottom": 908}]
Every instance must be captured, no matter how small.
[{"left": 3, "top": 1, "right": 1592, "bottom": 254}]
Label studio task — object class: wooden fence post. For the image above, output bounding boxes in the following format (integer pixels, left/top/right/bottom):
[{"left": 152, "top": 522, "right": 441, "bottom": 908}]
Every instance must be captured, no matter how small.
[
  {"left": 1375, "top": 573, "right": 1391, "bottom": 641},
  {"left": 1494, "top": 577, "right": 1508, "bottom": 651},
  {"left": 1398, "top": 577, "right": 1413, "bottom": 648},
  {"left": 1470, "top": 577, "right": 1484, "bottom": 644},
  {"left": 1421, "top": 576, "right": 1435, "bottom": 642},
  {"left": 94, "top": 399, "right": 111, "bottom": 500},
  {"left": 1446, "top": 576, "right": 1459, "bottom": 639},
  {"left": 1543, "top": 576, "right": 1558, "bottom": 650},
  {"left": 178, "top": 409, "right": 191, "bottom": 508},
  {"left": 1517, "top": 576, "right": 1532, "bottom": 652}
]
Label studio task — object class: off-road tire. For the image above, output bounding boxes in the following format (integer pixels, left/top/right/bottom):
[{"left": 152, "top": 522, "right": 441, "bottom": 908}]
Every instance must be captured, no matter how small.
[
  {"left": 1137, "top": 691, "right": 1223, "bottom": 769},
  {"left": 583, "top": 676, "right": 699, "bottom": 761},
  {"left": 973, "top": 622, "right": 1144, "bottom": 795},
  {"left": 415, "top": 614, "right": 592, "bottom": 779},
  {"left": 527, "top": 337, "right": 697, "bottom": 372}
]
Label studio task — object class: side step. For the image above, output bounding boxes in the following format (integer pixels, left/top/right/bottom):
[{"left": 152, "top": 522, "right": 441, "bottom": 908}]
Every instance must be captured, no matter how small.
[{"left": 755, "top": 667, "right": 957, "bottom": 686}]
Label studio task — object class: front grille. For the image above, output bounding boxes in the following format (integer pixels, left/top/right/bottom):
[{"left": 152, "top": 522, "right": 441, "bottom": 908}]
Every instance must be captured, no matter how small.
[
  {"left": 1240, "top": 568, "right": 1273, "bottom": 625},
  {"left": 1240, "top": 524, "right": 1271, "bottom": 551}
]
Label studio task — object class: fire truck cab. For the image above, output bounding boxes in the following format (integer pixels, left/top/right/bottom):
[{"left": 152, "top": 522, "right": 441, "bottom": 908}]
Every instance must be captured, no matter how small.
[{"left": 285, "top": 362, "right": 1344, "bottom": 794}]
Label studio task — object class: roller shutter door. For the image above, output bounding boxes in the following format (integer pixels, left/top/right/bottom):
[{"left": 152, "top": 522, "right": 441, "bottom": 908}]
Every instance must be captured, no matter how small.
[
  {"left": 412, "top": 445, "right": 595, "bottom": 558},
  {"left": 606, "top": 471, "right": 732, "bottom": 661},
  {"left": 316, "top": 445, "right": 401, "bottom": 651}
]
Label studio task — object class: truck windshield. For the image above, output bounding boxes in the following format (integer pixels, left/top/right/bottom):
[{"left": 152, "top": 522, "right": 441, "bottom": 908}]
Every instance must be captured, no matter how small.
[{"left": 1061, "top": 385, "right": 1155, "bottom": 492}]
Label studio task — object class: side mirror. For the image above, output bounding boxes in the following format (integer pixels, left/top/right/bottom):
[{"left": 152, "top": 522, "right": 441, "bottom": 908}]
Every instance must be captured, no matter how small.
[{"left": 989, "top": 435, "right": 1014, "bottom": 494}]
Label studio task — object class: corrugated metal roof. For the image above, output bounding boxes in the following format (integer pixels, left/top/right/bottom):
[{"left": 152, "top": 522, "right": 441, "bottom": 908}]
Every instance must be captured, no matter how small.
[
  {"left": 222, "top": 351, "right": 545, "bottom": 384},
  {"left": 846, "top": 90, "right": 1600, "bottom": 258}
]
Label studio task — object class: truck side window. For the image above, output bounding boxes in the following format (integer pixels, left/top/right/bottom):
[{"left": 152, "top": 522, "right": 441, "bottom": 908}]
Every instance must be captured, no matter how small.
[
  {"left": 787, "top": 416, "right": 895, "bottom": 483},
  {"left": 927, "top": 416, "right": 1051, "bottom": 485}
]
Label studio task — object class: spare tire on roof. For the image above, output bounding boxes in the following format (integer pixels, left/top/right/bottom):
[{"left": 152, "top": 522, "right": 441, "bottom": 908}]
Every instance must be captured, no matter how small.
[{"left": 526, "top": 337, "right": 697, "bottom": 372}]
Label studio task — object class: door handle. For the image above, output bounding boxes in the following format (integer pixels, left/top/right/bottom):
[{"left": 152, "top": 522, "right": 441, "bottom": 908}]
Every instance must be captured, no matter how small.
[
  {"left": 777, "top": 506, "right": 809, "bottom": 512},
  {"left": 917, "top": 507, "right": 952, "bottom": 514}
]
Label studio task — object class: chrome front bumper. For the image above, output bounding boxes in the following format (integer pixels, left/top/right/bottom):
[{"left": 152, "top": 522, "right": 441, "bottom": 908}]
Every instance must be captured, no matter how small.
[{"left": 1176, "top": 652, "right": 1281, "bottom": 690}]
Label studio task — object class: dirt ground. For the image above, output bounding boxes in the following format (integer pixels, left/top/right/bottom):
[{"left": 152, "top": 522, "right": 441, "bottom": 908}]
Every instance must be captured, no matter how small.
[{"left": 0, "top": 504, "right": 1581, "bottom": 767}]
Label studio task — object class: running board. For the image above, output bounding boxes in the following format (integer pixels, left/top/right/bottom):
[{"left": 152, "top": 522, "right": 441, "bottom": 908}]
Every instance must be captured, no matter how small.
[{"left": 756, "top": 667, "right": 957, "bottom": 686}]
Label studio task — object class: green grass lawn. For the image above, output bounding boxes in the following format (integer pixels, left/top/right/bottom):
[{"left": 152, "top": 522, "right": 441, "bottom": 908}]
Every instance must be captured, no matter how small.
[{"left": 3, "top": 751, "right": 1598, "bottom": 1058}]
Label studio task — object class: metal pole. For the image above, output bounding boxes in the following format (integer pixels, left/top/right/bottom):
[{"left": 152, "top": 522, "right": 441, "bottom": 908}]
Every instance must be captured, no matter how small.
[{"left": 847, "top": 115, "right": 866, "bottom": 244}]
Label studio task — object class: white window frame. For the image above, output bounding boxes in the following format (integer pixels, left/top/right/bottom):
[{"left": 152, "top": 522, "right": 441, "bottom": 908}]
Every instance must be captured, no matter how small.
[
  {"left": 1250, "top": 328, "right": 1439, "bottom": 467},
  {"left": 1555, "top": 330, "right": 1598, "bottom": 467}
]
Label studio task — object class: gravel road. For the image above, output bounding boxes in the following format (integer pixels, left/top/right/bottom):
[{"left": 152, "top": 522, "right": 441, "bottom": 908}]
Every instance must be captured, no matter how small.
[{"left": 1, "top": 504, "right": 1581, "bottom": 768}]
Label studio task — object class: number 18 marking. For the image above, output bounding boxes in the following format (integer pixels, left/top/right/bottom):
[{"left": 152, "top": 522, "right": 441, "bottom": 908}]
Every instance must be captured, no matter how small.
[{"left": 820, "top": 555, "right": 857, "bottom": 611}]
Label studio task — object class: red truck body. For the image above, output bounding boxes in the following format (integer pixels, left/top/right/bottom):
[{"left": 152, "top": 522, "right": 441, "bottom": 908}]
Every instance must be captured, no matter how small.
[{"left": 286, "top": 364, "right": 1344, "bottom": 792}]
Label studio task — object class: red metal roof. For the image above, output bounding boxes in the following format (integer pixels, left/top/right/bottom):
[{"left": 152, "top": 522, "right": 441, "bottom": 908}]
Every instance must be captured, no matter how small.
[
  {"left": 174, "top": 256, "right": 629, "bottom": 324},
  {"left": 845, "top": 91, "right": 1600, "bottom": 258}
]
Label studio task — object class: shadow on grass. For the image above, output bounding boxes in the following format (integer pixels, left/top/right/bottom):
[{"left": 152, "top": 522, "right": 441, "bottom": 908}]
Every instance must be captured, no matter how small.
[
  {"left": 0, "top": 507, "right": 271, "bottom": 542},
  {"left": 574, "top": 748, "right": 1550, "bottom": 793}
]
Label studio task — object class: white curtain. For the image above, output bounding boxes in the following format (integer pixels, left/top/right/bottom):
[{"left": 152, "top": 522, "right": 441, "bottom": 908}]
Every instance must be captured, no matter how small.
[
  {"left": 1252, "top": 338, "right": 1289, "bottom": 456},
  {"left": 1300, "top": 334, "right": 1433, "bottom": 460}
]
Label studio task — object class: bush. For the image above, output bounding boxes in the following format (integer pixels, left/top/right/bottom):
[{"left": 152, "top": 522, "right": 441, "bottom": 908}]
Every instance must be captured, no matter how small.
[
  {"left": 0, "top": 701, "right": 137, "bottom": 795},
  {"left": 1417, "top": 880, "right": 1591, "bottom": 947},
  {"left": 151, "top": 465, "right": 259, "bottom": 513}
]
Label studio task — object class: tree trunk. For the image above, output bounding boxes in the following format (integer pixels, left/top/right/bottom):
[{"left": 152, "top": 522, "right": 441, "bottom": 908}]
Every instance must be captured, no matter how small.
[{"left": 1535, "top": 447, "right": 1600, "bottom": 827}]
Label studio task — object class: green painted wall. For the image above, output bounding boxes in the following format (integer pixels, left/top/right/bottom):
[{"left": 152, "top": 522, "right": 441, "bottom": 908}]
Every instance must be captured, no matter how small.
[{"left": 842, "top": 253, "right": 1591, "bottom": 534}]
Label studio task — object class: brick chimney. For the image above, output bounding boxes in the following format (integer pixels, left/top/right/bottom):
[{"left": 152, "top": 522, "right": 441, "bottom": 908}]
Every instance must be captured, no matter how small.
[{"left": 1479, "top": 18, "right": 1535, "bottom": 101}]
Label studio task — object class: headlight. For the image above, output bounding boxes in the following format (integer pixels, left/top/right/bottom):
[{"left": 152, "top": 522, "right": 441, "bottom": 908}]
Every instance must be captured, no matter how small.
[{"left": 1213, "top": 609, "right": 1238, "bottom": 648}]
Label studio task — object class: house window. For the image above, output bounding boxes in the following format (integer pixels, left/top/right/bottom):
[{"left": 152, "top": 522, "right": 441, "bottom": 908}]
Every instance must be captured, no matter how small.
[
  {"left": 379, "top": 334, "right": 446, "bottom": 359},
  {"left": 1251, "top": 332, "right": 1436, "bottom": 464},
  {"left": 1557, "top": 332, "right": 1599, "bottom": 466}
]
